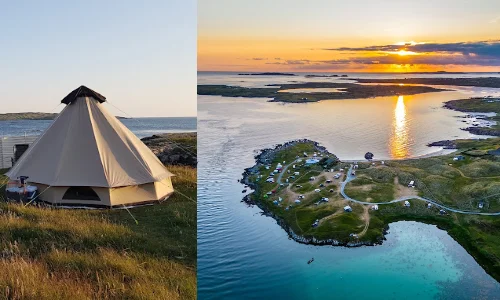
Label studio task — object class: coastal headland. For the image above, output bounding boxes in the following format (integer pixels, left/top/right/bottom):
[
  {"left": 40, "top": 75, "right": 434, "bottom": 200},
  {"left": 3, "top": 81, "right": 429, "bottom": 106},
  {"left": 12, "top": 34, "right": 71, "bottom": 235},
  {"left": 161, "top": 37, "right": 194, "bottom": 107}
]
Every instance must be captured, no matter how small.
[{"left": 242, "top": 138, "right": 500, "bottom": 282}]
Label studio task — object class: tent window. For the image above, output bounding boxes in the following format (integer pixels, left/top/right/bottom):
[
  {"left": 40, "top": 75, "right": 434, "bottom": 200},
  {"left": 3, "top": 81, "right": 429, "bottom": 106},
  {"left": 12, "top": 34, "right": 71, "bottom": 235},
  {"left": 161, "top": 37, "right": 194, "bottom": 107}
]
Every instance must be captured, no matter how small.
[{"left": 62, "top": 187, "right": 101, "bottom": 201}]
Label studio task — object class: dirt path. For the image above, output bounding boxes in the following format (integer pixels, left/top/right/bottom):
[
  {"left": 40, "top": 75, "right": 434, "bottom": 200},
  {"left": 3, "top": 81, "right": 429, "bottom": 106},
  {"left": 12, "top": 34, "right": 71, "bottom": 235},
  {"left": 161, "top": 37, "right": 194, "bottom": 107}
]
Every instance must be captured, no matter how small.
[
  {"left": 358, "top": 206, "right": 370, "bottom": 237},
  {"left": 394, "top": 176, "right": 418, "bottom": 198}
]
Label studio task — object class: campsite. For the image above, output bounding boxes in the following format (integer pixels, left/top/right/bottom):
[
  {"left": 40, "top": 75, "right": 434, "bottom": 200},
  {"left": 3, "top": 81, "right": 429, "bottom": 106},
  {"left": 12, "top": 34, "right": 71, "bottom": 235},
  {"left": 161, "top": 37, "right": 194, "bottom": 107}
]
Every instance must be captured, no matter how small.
[
  {"left": 0, "top": 87, "right": 197, "bottom": 299},
  {"left": 243, "top": 139, "right": 500, "bottom": 282}
]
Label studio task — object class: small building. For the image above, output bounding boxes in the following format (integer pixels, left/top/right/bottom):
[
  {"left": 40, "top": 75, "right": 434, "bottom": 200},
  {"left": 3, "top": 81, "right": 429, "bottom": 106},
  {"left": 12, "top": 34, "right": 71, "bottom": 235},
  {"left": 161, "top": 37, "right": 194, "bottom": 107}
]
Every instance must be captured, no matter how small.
[
  {"left": 371, "top": 205, "right": 379, "bottom": 210},
  {"left": 427, "top": 203, "right": 432, "bottom": 208},
  {"left": 314, "top": 189, "right": 321, "bottom": 193},
  {"left": 334, "top": 173, "right": 341, "bottom": 179},
  {"left": 408, "top": 180, "right": 415, "bottom": 188},
  {"left": 453, "top": 155, "right": 465, "bottom": 161},
  {"left": 294, "top": 172, "right": 300, "bottom": 175},
  {"left": 305, "top": 158, "right": 320, "bottom": 165},
  {"left": 404, "top": 201, "right": 410, "bottom": 207},
  {"left": 344, "top": 205, "right": 352, "bottom": 212},
  {"left": 479, "top": 201, "right": 484, "bottom": 209},
  {"left": 294, "top": 199, "right": 301, "bottom": 204},
  {"left": 310, "top": 176, "right": 316, "bottom": 181}
]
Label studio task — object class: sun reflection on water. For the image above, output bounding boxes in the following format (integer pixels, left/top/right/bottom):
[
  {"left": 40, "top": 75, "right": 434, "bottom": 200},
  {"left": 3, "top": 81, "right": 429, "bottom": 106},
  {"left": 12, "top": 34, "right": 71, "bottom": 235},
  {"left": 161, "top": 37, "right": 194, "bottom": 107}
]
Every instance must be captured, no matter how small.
[{"left": 390, "top": 95, "right": 409, "bottom": 158}]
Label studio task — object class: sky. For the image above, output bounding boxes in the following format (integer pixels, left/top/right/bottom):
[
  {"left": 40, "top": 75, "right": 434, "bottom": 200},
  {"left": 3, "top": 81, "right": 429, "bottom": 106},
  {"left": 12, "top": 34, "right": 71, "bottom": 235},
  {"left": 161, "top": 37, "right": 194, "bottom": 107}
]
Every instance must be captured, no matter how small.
[
  {"left": 0, "top": 0, "right": 196, "bottom": 117},
  {"left": 198, "top": 0, "right": 500, "bottom": 72}
]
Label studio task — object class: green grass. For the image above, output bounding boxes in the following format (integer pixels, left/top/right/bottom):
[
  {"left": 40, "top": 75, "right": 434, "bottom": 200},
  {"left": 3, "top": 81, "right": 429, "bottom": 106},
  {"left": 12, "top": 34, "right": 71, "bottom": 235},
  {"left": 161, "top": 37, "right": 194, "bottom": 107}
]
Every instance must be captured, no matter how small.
[
  {"left": 344, "top": 171, "right": 396, "bottom": 203},
  {"left": 313, "top": 212, "right": 365, "bottom": 241},
  {"left": 0, "top": 165, "right": 196, "bottom": 300}
]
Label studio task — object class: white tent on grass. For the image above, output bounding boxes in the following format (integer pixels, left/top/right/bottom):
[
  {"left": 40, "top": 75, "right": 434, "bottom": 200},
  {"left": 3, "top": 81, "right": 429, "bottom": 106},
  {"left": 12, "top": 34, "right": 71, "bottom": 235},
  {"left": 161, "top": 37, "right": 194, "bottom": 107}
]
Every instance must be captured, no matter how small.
[{"left": 6, "top": 86, "right": 174, "bottom": 207}]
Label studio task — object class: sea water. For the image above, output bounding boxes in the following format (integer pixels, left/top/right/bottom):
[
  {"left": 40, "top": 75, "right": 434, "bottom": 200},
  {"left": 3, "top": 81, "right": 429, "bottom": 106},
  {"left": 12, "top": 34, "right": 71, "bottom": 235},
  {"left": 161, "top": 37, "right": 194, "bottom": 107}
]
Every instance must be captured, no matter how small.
[{"left": 197, "top": 72, "right": 500, "bottom": 299}]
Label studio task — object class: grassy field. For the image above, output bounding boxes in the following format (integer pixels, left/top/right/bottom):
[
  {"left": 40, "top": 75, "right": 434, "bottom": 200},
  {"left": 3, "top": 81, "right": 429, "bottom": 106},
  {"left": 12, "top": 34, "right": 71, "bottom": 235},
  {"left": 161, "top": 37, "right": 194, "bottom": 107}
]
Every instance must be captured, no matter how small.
[
  {"left": 247, "top": 139, "right": 500, "bottom": 282},
  {"left": 0, "top": 165, "right": 196, "bottom": 299},
  {"left": 197, "top": 82, "right": 446, "bottom": 103}
]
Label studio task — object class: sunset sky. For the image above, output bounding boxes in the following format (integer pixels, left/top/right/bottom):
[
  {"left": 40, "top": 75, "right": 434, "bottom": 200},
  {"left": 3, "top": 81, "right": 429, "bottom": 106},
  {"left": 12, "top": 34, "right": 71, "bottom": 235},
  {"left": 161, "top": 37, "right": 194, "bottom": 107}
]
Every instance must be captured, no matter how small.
[
  {"left": 1, "top": 0, "right": 196, "bottom": 117},
  {"left": 198, "top": 0, "right": 500, "bottom": 72}
]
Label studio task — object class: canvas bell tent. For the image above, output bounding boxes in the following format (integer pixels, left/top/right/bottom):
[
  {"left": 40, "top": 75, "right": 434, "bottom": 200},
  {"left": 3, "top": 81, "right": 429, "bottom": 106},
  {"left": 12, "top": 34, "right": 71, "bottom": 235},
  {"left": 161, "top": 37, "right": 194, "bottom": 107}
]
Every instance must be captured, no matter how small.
[{"left": 6, "top": 86, "right": 174, "bottom": 207}]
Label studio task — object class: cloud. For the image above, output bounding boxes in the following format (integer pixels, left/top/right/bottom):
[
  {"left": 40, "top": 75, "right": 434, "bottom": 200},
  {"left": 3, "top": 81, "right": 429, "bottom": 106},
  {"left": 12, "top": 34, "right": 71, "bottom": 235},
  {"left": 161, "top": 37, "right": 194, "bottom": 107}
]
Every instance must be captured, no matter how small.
[
  {"left": 249, "top": 57, "right": 268, "bottom": 61},
  {"left": 320, "top": 53, "right": 500, "bottom": 66},
  {"left": 490, "top": 16, "right": 500, "bottom": 23},
  {"left": 326, "top": 40, "right": 500, "bottom": 58}
]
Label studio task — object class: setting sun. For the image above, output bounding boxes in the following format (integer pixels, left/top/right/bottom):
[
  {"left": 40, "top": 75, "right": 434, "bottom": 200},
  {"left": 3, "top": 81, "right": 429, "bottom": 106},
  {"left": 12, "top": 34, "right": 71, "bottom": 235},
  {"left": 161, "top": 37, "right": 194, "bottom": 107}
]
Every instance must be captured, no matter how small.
[{"left": 395, "top": 50, "right": 418, "bottom": 56}]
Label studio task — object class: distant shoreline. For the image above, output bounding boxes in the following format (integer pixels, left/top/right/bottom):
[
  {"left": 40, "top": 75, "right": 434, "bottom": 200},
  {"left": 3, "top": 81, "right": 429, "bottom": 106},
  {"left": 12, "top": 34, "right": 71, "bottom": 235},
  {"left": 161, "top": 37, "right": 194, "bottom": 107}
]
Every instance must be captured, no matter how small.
[{"left": 0, "top": 113, "right": 196, "bottom": 121}]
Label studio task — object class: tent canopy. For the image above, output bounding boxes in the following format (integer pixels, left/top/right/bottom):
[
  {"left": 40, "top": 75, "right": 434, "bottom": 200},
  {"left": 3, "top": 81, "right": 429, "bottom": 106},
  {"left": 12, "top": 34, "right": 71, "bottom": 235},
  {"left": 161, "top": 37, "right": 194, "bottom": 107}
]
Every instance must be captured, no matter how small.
[{"left": 7, "top": 87, "right": 172, "bottom": 188}]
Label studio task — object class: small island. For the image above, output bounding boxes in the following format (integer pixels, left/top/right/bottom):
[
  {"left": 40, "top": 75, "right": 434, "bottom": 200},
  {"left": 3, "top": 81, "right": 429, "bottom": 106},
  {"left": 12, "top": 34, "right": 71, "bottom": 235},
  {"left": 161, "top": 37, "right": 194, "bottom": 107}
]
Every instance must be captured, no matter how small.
[
  {"left": 198, "top": 82, "right": 447, "bottom": 103},
  {"left": 242, "top": 138, "right": 500, "bottom": 281},
  {"left": 238, "top": 72, "right": 297, "bottom": 76},
  {"left": 304, "top": 74, "right": 348, "bottom": 78}
]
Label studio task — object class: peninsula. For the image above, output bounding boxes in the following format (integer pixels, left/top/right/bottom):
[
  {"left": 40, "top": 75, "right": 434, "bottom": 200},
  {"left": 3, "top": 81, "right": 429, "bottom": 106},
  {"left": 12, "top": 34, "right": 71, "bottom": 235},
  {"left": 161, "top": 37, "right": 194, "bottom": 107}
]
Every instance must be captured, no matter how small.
[
  {"left": 444, "top": 97, "right": 500, "bottom": 136},
  {"left": 242, "top": 138, "right": 500, "bottom": 282},
  {"left": 198, "top": 82, "right": 447, "bottom": 103}
]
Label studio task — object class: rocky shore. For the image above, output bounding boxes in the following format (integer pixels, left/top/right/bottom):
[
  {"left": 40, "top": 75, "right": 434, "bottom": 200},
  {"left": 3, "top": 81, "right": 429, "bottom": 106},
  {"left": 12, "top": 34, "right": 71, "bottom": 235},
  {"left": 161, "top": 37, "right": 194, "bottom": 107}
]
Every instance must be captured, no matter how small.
[
  {"left": 443, "top": 97, "right": 500, "bottom": 137},
  {"left": 141, "top": 132, "right": 197, "bottom": 167},
  {"left": 427, "top": 140, "right": 458, "bottom": 149}
]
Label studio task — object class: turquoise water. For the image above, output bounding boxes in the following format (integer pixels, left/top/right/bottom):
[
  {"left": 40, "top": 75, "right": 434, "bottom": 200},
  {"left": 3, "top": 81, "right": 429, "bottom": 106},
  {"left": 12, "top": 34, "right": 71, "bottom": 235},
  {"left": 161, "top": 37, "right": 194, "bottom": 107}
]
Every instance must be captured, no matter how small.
[{"left": 198, "top": 72, "right": 500, "bottom": 299}]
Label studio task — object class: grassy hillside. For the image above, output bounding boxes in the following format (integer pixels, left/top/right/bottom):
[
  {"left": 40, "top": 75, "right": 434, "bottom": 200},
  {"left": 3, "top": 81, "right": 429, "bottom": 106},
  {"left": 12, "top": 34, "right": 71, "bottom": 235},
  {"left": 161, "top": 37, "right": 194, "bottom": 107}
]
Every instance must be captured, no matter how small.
[{"left": 0, "top": 165, "right": 196, "bottom": 299}]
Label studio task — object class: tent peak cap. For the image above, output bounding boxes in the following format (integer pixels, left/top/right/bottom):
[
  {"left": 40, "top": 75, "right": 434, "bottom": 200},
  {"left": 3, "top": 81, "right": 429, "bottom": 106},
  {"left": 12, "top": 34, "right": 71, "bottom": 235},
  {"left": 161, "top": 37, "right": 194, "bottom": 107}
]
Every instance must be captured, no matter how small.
[{"left": 61, "top": 86, "right": 106, "bottom": 105}]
